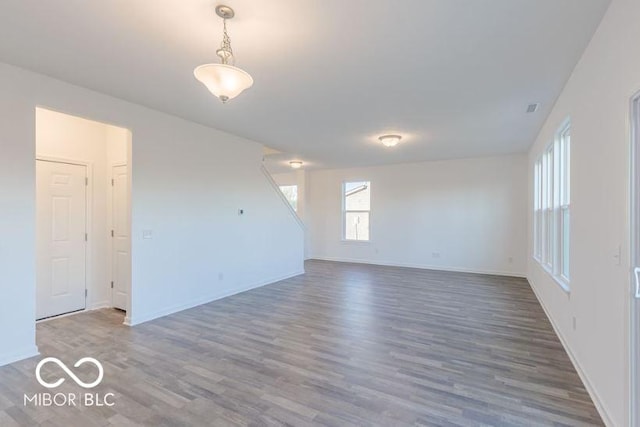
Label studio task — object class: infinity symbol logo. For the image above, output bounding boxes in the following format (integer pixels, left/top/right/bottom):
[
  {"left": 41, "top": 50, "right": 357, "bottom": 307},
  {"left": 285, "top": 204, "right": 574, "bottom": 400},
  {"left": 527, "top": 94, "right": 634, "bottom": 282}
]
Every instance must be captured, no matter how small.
[{"left": 35, "top": 357, "right": 104, "bottom": 389}]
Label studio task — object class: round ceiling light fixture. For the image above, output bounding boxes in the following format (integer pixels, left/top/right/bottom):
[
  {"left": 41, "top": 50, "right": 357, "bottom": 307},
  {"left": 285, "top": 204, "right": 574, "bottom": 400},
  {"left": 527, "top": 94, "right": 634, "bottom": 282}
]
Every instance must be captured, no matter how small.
[
  {"left": 289, "top": 161, "right": 303, "bottom": 169},
  {"left": 378, "top": 134, "right": 402, "bottom": 147},
  {"left": 194, "top": 5, "right": 254, "bottom": 103}
]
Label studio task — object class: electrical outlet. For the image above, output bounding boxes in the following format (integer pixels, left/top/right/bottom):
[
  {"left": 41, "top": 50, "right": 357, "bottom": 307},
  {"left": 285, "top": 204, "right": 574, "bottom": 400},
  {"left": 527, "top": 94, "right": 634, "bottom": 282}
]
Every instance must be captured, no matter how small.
[
  {"left": 572, "top": 316, "right": 577, "bottom": 331},
  {"left": 432, "top": 252, "right": 441, "bottom": 258},
  {"left": 508, "top": 257, "right": 513, "bottom": 264},
  {"left": 218, "top": 272, "right": 224, "bottom": 281}
]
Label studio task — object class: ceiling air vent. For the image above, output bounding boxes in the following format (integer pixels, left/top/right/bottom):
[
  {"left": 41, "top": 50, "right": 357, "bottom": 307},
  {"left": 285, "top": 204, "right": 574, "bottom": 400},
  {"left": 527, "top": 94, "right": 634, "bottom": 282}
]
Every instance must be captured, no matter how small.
[{"left": 526, "top": 103, "right": 540, "bottom": 113}]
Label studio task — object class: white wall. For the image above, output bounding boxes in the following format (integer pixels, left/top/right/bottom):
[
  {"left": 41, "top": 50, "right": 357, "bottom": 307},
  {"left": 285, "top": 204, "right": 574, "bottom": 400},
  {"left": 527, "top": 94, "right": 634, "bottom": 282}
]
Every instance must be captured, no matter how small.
[
  {"left": 307, "top": 155, "right": 528, "bottom": 276},
  {"left": 106, "top": 125, "right": 129, "bottom": 165},
  {"left": 0, "top": 61, "right": 304, "bottom": 365},
  {"left": 527, "top": 0, "right": 639, "bottom": 425},
  {"left": 36, "top": 108, "right": 128, "bottom": 310},
  {"left": 271, "top": 172, "right": 298, "bottom": 186},
  {"left": 0, "top": 76, "right": 37, "bottom": 365}
]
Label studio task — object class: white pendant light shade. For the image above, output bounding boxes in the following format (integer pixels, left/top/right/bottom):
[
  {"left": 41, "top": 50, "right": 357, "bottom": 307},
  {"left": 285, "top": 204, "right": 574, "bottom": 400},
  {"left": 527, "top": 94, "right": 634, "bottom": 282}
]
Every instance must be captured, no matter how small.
[
  {"left": 194, "top": 63, "right": 254, "bottom": 103},
  {"left": 378, "top": 134, "right": 402, "bottom": 147},
  {"left": 289, "top": 161, "right": 303, "bottom": 169}
]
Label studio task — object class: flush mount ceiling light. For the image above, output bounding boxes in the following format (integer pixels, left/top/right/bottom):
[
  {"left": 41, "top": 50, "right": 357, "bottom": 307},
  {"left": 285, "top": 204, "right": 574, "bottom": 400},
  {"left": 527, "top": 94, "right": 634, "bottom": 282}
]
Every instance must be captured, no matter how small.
[
  {"left": 289, "top": 161, "right": 303, "bottom": 169},
  {"left": 194, "top": 5, "right": 254, "bottom": 103},
  {"left": 378, "top": 134, "right": 402, "bottom": 147}
]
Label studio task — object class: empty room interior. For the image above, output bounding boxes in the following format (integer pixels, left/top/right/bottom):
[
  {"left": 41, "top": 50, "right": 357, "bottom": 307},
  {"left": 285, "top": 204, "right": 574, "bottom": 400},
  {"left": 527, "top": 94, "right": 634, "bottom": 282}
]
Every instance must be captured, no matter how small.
[{"left": 0, "top": 1, "right": 638, "bottom": 426}]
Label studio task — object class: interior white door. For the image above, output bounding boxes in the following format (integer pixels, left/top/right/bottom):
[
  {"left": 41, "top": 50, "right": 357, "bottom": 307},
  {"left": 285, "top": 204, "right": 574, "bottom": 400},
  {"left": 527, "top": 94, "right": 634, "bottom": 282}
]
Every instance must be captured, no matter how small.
[
  {"left": 111, "top": 164, "right": 130, "bottom": 311},
  {"left": 36, "top": 160, "right": 87, "bottom": 320},
  {"left": 631, "top": 93, "right": 640, "bottom": 427}
]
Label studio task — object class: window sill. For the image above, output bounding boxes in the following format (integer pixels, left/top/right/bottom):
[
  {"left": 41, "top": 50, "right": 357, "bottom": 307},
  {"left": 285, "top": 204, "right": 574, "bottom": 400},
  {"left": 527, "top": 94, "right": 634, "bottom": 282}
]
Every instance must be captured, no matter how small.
[
  {"left": 540, "top": 262, "right": 571, "bottom": 294},
  {"left": 341, "top": 239, "right": 372, "bottom": 244},
  {"left": 554, "top": 277, "right": 571, "bottom": 293}
]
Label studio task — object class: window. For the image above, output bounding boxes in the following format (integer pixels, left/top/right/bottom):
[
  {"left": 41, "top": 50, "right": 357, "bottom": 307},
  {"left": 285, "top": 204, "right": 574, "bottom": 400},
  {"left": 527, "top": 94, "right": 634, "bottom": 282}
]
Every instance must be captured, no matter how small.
[
  {"left": 542, "top": 144, "right": 554, "bottom": 270},
  {"left": 533, "top": 160, "right": 542, "bottom": 260},
  {"left": 279, "top": 185, "right": 298, "bottom": 211},
  {"left": 343, "top": 181, "right": 370, "bottom": 241},
  {"left": 557, "top": 123, "right": 571, "bottom": 281},
  {"left": 533, "top": 120, "right": 571, "bottom": 289}
]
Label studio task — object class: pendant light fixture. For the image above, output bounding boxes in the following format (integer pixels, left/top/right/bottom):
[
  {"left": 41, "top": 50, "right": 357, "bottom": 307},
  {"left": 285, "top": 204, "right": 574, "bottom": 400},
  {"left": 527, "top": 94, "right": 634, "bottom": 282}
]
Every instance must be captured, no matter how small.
[
  {"left": 289, "top": 161, "right": 303, "bottom": 169},
  {"left": 194, "top": 5, "right": 254, "bottom": 103},
  {"left": 378, "top": 134, "right": 402, "bottom": 147}
]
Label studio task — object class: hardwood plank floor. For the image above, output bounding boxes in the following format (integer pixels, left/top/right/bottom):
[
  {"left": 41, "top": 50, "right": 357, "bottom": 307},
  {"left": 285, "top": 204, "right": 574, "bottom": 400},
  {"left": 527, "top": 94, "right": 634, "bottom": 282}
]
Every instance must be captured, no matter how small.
[{"left": 0, "top": 260, "right": 602, "bottom": 426}]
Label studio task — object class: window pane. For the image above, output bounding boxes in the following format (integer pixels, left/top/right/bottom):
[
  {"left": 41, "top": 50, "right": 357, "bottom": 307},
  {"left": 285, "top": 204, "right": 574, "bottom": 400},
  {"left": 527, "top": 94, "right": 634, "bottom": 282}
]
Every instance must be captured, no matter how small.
[
  {"left": 345, "top": 212, "right": 370, "bottom": 241},
  {"left": 279, "top": 185, "right": 298, "bottom": 211},
  {"left": 345, "top": 182, "right": 370, "bottom": 211},
  {"left": 534, "top": 162, "right": 540, "bottom": 210},
  {"left": 565, "top": 137, "right": 570, "bottom": 203},
  {"left": 562, "top": 208, "right": 570, "bottom": 278},
  {"left": 544, "top": 209, "right": 553, "bottom": 266},
  {"left": 546, "top": 148, "right": 554, "bottom": 209},
  {"left": 535, "top": 210, "right": 542, "bottom": 259},
  {"left": 562, "top": 133, "right": 570, "bottom": 205}
]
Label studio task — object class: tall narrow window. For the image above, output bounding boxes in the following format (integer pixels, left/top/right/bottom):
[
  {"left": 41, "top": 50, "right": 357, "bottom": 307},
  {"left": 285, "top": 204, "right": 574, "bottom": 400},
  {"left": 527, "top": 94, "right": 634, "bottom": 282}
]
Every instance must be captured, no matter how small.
[
  {"left": 542, "top": 145, "right": 554, "bottom": 269},
  {"left": 279, "top": 185, "right": 298, "bottom": 211},
  {"left": 533, "top": 160, "right": 542, "bottom": 260},
  {"left": 343, "top": 181, "right": 370, "bottom": 241},
  {"left": 533, "top": 119, "right": 571, "bottom": 290},
  {"left": 558, "top": 123, "right": 571, "bottom": 280}
]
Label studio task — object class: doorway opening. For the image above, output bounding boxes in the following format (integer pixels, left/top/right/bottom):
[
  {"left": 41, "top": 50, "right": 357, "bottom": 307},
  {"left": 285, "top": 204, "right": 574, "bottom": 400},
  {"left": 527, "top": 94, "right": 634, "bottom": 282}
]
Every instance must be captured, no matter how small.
[{"left": 35, "top": 107, "right": 132, "bottom": 323}]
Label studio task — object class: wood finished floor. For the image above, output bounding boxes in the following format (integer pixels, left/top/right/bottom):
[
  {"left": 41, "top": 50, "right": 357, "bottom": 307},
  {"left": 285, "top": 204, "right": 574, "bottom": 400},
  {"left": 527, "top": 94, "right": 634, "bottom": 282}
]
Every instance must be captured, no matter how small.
[{"left": 0, "top": 260, "right": 602, "bottom": 426}]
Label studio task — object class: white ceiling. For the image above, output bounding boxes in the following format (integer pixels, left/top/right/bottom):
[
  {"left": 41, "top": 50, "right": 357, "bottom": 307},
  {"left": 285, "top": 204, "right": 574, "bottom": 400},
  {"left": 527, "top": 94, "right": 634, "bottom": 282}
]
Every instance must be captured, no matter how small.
[{"left": 0, "top": 1, "right": 610, "bottom": 171}]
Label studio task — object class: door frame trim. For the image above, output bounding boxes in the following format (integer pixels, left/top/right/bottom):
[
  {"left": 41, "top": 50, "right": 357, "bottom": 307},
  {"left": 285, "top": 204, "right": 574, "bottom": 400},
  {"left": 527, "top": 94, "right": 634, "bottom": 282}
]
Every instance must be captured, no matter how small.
[
  {"left": 629, "top": 90, "right": 640, "bottom": 427},
  {"left": 36, "top": 156, "right": 93, "bottom": 315}
]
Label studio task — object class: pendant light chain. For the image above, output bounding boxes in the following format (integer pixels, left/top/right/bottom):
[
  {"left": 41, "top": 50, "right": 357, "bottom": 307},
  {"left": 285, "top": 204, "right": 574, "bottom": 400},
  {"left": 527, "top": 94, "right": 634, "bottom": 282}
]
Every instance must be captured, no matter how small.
[{"left": 219, "top": 18, "right": 234, "bottom": 65}]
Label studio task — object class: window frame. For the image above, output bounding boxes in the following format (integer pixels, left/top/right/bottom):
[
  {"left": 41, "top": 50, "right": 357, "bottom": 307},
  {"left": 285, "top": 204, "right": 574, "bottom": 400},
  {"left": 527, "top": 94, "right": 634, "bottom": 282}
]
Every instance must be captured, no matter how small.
[
  {"left": 533, "top": 118, "right": 571, "bottom": 292},
  {"left": 533, "top": 160, "right": 542, "bottom": 261},
  {"left": 342, "top": 180, "right": 371, "bottom": 242},
  {"left": 556, "top": 121, "right": 571, "bottom": 283},
  {"left": 542, "top": 144, "right": 554, "bottom": 271}
]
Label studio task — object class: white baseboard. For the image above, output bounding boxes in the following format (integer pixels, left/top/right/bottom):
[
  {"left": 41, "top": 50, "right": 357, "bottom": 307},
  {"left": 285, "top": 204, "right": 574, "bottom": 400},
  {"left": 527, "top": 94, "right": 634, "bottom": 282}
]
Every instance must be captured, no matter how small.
[
  {"left": 0, "top": 345, "right": 40, "bottom": 367},
  {"left": 127, "top": 270, "right": 305, "bottom": 326},
  {"left": 36, "top": 302, "right": 115, "bottom": 324},
  {"left": 527, "top": 276, "right": 615, "bottom": 427},
  {"left": 310, "top": 256, "right": 527, "bottom": 278}
]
